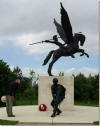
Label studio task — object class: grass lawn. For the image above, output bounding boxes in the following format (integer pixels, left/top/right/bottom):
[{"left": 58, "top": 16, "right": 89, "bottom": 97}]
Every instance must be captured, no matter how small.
[
  {"left": 15, "top": 98, "right": 99, "bottom": 107},
  {"left": 0, "top": 119, "right": 18, "bottom": 125},
  {"left": 93, "top": 121, "right": 99, "bottom": 125},
  {"left": 74, "top": 101, "right": 99, "bottom": 107},
  {"left": 15, "top": 97, "right": 38, "bottom": 105}
]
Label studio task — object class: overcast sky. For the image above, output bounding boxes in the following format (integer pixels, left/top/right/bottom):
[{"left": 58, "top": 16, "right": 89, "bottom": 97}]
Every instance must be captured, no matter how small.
[{"left": 0, "top": 0, "right": 99, "bottom": 76}]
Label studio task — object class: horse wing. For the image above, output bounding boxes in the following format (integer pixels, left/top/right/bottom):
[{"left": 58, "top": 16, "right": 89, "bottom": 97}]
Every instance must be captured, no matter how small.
[
  {"left": 60, "top": 2, "right": 73, "bottom": 44},
  {"left": 54, "top": 18, "right": 67, "bottom": 43}
]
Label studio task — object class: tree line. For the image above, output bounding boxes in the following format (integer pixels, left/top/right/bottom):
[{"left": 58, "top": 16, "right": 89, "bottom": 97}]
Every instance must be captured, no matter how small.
[{"left": 0, "top": 59, "right": 99, "bottom": 107}]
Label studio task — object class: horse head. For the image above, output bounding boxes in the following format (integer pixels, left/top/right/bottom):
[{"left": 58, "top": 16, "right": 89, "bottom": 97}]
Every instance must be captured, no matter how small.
[{"left": 74, "top": 32, "right": 86, "bottom": 46}]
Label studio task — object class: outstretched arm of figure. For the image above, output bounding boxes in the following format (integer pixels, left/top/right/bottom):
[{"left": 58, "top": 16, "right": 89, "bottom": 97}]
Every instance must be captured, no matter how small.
[{"left": 45, "top": 40, "right": 65, "bottom": 48}]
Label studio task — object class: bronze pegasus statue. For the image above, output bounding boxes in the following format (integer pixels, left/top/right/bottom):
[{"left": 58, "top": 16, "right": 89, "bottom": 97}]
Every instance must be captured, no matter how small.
[
  {"left": 42, "top": 3, "right": 89, "bottom": 76},
  {"left": 30, "top": 3, "right": 89, "bottom": 76}
]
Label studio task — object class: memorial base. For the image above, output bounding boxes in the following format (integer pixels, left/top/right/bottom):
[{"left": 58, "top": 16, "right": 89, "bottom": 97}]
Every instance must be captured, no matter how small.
[{"left": 38, "top": 76, "right": 74, "bottom": 111}]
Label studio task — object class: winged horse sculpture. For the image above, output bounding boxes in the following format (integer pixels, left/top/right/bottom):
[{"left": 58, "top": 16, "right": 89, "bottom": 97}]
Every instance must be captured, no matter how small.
[{"left": 31, "top": 3, "right": 89, "bottom": 76}]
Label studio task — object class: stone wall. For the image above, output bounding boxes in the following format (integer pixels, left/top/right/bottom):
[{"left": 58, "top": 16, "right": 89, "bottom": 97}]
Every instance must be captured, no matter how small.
[{"left": 38, "top": 76, "right": 74, "bottom": 111}]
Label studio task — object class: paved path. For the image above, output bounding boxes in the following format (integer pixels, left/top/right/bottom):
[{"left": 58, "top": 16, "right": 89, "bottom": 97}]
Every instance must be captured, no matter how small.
[{"left": 0, "top": 105, "right": 99, "bottom": 124}]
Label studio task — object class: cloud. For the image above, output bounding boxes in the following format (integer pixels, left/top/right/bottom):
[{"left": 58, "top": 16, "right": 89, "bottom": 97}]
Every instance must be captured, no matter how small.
[
  {"left": 10, "top": 66, "right": 98, "bottom": 77},
  {"left": 13, "top": 32, "right": 58, "bottom": 54},
  {"left": 64, "top": 67, "right": 98, "bottom": 76},
  {"left": 83, "top": 33, "right": 98, "bottom": 55},
  {"left": 0, "top": 0, "right": 97, "bottom": 35},
  {"left": 2, "top": 31, "right": 98, "bottom": 55},
  {"left": 0, "top": 0, "right": 98, "bottom": 55}
]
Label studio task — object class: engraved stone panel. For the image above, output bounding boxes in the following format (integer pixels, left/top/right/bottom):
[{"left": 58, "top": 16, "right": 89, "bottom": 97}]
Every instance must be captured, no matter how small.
[{"left": 38, "top": 76, "right": 74, "bottom": 111}]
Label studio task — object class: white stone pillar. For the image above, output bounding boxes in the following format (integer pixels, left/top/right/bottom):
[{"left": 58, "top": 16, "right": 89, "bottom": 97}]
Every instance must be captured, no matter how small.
[{"left": 38, "top": 76, "right": 74, "bottom": 111}]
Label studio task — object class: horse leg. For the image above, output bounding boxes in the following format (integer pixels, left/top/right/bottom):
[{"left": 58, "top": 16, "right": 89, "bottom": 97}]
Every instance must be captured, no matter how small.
[
  {"left": 84, "top": 52, "right": 89, "bottom": 58},
  {"left": 48, "top": 57, "right": 60, "bottom": 76},
  {"left": 78, "top": 49, "right": 89, "bottom": 58},
  {"left": 42, "top": 50, "right": 54, "bottom": 65},
  {"left": 71, "top": 54, "right": 75, "bottom": 58}
]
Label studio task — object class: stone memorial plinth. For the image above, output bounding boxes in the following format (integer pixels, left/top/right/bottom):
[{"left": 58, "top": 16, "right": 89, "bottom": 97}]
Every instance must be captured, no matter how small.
[{"left": 38, "top": 76, "right": 74, "bottom": 111}]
